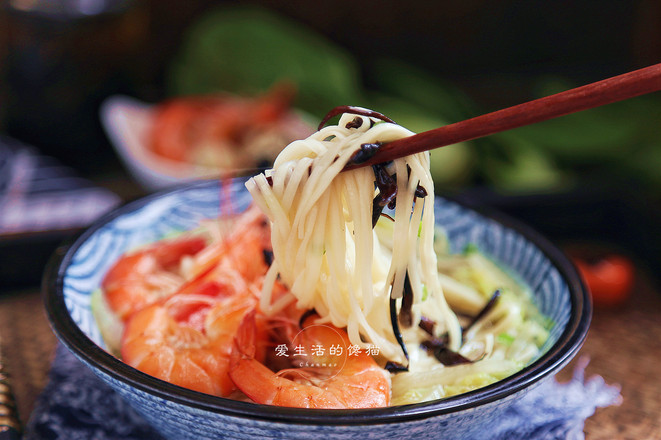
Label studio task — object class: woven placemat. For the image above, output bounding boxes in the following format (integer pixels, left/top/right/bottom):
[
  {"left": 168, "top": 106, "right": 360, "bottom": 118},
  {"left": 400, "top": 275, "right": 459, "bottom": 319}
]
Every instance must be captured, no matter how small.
[
  {"left": 0, "top": 289, "right": 57, "bottom": 427},
  {"left": 556, "top": 271, "right": 661, "bottom": 439}
]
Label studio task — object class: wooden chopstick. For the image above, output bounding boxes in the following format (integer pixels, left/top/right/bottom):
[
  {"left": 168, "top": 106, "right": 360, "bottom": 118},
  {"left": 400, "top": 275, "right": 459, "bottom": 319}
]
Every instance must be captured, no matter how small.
[{"left": 343, "top": 63, "right": 661, "bottom": 170}]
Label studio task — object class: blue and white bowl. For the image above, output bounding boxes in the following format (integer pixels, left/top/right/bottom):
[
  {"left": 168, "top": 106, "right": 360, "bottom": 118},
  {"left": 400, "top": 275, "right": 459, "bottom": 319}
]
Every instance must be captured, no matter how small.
[{"left": 43, "top": 178, "right": 590, "bottom": 440}]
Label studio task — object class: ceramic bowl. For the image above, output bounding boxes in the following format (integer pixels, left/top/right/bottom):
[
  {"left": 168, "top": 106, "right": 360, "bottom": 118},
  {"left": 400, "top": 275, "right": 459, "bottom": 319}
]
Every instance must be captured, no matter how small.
[{"left": 43, "top": 178, "right": 590, "bottom": 440}]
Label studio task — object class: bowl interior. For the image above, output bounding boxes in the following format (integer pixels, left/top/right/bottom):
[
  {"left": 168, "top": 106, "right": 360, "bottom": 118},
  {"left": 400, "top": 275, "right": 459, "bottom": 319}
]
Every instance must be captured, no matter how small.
[{"left": 47, "top": 178, "right": 589, "bottom": 422}]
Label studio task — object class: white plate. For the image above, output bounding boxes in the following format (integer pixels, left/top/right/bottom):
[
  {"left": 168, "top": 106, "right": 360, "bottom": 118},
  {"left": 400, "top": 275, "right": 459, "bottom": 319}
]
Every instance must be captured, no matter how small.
[{"left": 100, "top": 95, "right": 235, "bottom": 192}]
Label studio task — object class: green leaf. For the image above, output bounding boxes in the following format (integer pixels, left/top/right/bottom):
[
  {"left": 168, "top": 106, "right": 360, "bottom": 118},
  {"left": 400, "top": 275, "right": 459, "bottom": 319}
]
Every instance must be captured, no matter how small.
[
  {"left": 497, "top": 332, "right": 515, "bottom": 346},
  {"left": 168, "top": 6, "right": 363, "bottom": 117}
]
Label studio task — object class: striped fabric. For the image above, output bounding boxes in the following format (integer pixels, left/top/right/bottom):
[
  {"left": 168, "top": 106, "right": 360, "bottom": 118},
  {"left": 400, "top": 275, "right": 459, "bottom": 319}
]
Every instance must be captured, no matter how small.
[{"left": 0, "top": 136, "right": 120, "bottom": 234}]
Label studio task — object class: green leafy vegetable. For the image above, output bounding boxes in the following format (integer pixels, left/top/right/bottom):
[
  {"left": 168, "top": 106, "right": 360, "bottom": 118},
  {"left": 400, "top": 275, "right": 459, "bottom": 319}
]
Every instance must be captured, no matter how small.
[{"left": 168, "top": 6, "right": 363, "bottom": 117}]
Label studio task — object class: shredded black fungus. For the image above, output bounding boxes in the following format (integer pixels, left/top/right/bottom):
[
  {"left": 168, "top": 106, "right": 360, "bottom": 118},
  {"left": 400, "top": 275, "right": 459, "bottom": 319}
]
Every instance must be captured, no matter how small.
[
  {"left": 398, "top": 275, "right": 414, "bottom": 328},
  {"left": 389, "top": 296, "right": 409, "bottom": 368},
  {"left": 403, "top": 164, "right": 428, "bottom": 199},
  {"left": 380, "top": 213, "right": 394, "bottom": 222},
  {"left": 371, "top": 164, "right": 398, "bottom": 227},
  {"left": 440, "top": 349, "right": 472, "bottom": 366},
  {"left": 371, "top": 200, "right": 384, "bottom": 229},
  {"left": 384, "top": 361, "right": 409, "bottom": 373},
  {"left": 415, "top": 185, "right": 427, "bottom": 199},
  {"left": 464, "top": 289, "right": 501, "bottom": 332},
  {"left": 350, "top": 142, "right": 383, "bottom": 165},
  {"left": 421, "top": 336, "right": 472, "bottom": 366},
  {"left": 418, "top": 316, "right": 436, "bottom": 336},
  {"left": 262, "top": 249, "right": 274, "bottom": 266},
  {"left": 420, "top": 335, "right": 449, "bottom": 351},
  {"left": 318, "top": 106, "right": 396, "bottom": 131},
  {"left": 345, "top": 116, "right": 363, "bottom": 129},
  {"left": 426, "top": 345, "right": 472, "bottom": 366},
  {"left": 374, "top": 164, "right": 398, "bottom": 208},
  {"left": 419, "top": 322, "right": 473, "bottom": 366}
]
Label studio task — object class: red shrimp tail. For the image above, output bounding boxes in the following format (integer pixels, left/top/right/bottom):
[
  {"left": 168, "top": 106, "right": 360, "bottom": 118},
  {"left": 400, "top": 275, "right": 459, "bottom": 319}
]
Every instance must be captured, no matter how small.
[{"left": 232, "top": 310, "right": 258, "bottom": 363}]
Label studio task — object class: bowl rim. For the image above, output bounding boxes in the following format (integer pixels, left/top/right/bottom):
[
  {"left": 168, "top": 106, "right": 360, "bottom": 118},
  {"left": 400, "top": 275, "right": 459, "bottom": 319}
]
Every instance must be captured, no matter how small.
[{"left": 43, "top": 179, "right": 591, "bottom": 426}]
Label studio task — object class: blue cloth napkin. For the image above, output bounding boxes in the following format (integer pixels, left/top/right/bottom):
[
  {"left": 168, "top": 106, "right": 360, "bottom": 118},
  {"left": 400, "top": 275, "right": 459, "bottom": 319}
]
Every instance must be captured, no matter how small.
[
  {"left": 24, "top": 345, "right": 621, "bottom": 440},
  {"left": 25, "top": 345, "right": 162, "bottom": 440}
]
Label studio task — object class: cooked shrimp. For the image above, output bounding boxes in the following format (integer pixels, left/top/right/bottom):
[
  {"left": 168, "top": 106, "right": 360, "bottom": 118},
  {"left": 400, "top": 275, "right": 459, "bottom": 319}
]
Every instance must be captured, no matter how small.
[
  {"left": 102, "top": 205, "right": 271, "bottom": 322},
  {"left": 102, "top": 235, "right": 207, "bottom": 321},
  {"left": 229, "top": 311, "right": 391, "bottom": 408},
  {"left": 148, "top": 83, "right": 302, "bottom": 167},
  {"left": 186, "top": 205, "right": 272, "bottom": 284},
  {"left": 121, "top": 292, "right": 265, "bottom": 397}
]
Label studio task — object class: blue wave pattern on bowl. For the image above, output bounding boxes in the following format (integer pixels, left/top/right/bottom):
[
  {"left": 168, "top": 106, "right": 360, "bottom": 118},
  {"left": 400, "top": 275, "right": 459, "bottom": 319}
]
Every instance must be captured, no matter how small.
[
  {"left": 435, "top": 198, "right": 569, "bottom": 351},
  {"left": 63, "top": 181, "right": 249, "bottom": 348},
  {"left": 59, "top": 179, "right": 573, "bottom": 440}
]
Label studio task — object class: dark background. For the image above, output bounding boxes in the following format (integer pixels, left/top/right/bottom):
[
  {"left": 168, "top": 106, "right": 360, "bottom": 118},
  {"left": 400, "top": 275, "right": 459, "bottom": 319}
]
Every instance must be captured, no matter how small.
[{"left": 1, "top": 0, "right": 660, "bottom": 175}]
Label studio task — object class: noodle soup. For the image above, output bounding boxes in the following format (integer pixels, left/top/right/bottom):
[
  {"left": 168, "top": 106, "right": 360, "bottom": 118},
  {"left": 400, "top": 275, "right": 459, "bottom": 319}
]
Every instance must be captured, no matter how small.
[{"left": 92, "top": 109, "right": 552, "bottom": 408}]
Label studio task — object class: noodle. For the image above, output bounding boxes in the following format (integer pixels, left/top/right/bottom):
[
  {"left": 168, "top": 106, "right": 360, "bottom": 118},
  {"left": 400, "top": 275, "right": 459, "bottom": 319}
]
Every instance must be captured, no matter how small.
[{"left": 246, "top": 111, "right": 462, "bottom": 364}]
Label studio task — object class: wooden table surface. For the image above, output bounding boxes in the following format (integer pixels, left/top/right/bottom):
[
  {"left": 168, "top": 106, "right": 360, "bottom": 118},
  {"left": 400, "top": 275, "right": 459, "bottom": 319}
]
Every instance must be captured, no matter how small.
[
  {"left": 558, "top": 269, "right": 661, "bottom": 439},
  {"left": 1, "top": 267, "right": 659, "bottom": 439}
]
